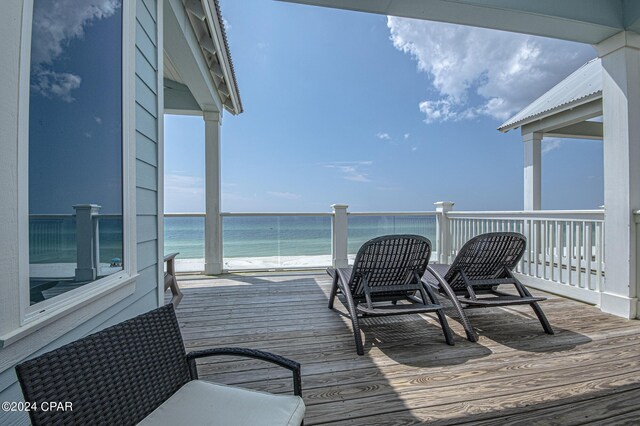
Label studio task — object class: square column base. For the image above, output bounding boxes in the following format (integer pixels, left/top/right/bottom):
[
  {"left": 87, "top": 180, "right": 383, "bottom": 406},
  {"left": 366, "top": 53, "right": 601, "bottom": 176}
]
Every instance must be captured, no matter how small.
[
  {"left": 204, "top": 262, "right": 223, "bottom": 275},
  {"left": 75, "top": 268, "right": 97, "bottom": 282},
  {"left": 600, "top": 292, "right": 638, "bottom": 319}
]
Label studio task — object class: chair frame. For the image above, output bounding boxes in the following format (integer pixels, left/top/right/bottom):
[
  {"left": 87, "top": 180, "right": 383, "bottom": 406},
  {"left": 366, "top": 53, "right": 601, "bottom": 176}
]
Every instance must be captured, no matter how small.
[
  {"left": 16, "top": 304, "right": 302, "bottom": 425},
  {"left": 328, "top": 235, "right": 454, "bottom": 355},
  {"left": 424, "top": 232, "right": 554, "bottom": 342}
]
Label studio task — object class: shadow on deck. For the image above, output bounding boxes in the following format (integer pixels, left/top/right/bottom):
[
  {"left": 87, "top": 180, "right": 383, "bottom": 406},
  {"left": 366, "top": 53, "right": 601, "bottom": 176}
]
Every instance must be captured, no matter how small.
[{"left": 172, "top": 272, "right": 640, "bottom": 425}]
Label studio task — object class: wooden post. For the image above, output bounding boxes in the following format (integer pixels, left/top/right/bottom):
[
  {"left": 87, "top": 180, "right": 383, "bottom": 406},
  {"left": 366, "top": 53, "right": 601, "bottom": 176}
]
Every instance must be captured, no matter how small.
[
  {"left": 434, "top": 201, "right": 454, "bottom": 263},
  {"left": 331, "top": 204, "right": 349, "bottom": 268}
]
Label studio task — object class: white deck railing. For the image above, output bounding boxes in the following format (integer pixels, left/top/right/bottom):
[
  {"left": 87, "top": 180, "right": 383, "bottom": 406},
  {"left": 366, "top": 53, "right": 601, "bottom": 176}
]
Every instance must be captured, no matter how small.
[
  {"left": 164, "top": 205, "right": 607, "bottom": 305},
  {"left": 445, "top": 210, "right": 605, "bottom": 304}
]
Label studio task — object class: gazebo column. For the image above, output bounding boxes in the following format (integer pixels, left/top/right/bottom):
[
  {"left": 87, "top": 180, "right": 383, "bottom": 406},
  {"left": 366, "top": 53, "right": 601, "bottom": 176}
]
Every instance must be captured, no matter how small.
[
  {"left": 597, "top": 31, "right": 640, "bottom": 318},
  {"left": 523, "top": 132, "right": 542, "bottom": 211},
  {"left": 204, "top": 110, "right": 223, "bottom": 275}
]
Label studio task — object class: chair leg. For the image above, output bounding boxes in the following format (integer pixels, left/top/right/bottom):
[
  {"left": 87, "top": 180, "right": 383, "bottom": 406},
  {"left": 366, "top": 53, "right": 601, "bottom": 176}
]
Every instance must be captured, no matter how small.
[
  {"left": 422, "top": 284, "right": 454, "bottom": 345},
  {"left": 513, "top": 274, "right": 554, "bottom": 335},
  {"left": 435, "top": 309, "right": 455, "bottom": 345},
  {"left": 431, "top": 283, "right": 477, "bottom": 342},
  {"left": 530, "top": 302, "right": 554, "bottom": 335},
  {"left": 424, "top": 267, "right": 478, "bottom": 342},
  {"left": 341, "top": 285, "right": 364, "bottom": 355},
  {"left": 328, "top": 270, "right": 339, "bottom": 309}
]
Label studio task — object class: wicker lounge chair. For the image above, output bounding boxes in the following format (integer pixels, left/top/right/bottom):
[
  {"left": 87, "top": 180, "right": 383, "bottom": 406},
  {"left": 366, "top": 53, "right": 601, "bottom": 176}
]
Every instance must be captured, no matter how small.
[
  {"left": 423, "top": 232, "right": 554, "bottom": 342},
  {"left": 15, "top": 304, "right": 304, "bottom": 426},
  {"left": 327, "top": 234, "right": 454, "bottom": 355}
]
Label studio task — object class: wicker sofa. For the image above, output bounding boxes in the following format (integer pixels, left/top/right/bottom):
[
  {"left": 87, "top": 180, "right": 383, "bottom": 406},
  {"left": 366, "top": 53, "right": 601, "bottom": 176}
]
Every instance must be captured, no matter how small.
[{"left": 15, "top": 304, "right": 305, "bottom": 426}]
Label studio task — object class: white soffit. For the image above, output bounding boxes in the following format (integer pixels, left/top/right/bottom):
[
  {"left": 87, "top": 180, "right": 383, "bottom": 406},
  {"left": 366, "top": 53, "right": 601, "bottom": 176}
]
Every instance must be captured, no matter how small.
[{"left": 498, "top": 58, "right": 602, "bottom": 132}]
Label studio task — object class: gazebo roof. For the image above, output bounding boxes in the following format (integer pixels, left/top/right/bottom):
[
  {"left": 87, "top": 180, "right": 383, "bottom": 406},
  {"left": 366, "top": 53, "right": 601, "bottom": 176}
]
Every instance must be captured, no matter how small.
[{"left": 498, "top": 58, "right": 602, "bottom": 132}]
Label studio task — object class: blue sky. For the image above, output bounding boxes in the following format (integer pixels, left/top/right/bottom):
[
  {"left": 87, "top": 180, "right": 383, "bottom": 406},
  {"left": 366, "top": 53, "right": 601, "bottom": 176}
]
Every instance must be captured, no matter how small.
[
  {"left": 30, "top": 0, "right": 122, "bottom": 215},
  {"left": 164, "top": 0, "right": 602, "bottom": 213}
]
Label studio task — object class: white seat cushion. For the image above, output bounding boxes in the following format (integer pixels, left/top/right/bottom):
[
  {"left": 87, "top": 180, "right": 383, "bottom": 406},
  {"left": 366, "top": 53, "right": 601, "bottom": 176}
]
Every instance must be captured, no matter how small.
[{"left": 138, "top": 380, "right": 305, "bottom": 426}]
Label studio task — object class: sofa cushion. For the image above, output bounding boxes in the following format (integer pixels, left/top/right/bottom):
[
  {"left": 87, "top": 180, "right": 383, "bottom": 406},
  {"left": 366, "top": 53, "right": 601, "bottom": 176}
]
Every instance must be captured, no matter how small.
[{"left": 137, "top": 380, "right": 305, "bottom": 426}]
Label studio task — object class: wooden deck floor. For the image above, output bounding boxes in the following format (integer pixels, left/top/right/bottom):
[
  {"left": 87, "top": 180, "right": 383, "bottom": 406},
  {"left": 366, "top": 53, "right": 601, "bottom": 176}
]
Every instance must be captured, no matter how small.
[{"left": 173, "top": 272, "right": 640, "bottom": 425}]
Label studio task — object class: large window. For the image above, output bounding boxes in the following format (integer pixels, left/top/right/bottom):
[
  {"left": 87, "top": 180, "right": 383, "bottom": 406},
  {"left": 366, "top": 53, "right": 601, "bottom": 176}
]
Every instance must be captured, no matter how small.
[{"left": 28, "top": 0, "right": 124, "bottom": 305}]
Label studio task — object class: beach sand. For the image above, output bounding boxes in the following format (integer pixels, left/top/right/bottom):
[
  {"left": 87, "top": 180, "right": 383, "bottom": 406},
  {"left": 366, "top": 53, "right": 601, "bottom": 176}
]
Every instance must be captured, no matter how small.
[{"left": 176, "top": 255, "right": 357, "bottom": 272}]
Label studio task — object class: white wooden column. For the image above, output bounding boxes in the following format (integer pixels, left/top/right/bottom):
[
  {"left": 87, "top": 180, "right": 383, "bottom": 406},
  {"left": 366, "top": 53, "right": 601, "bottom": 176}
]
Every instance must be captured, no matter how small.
[
  {"left": 596, "top": 31, "right": 640, "bottom": 318},
  {"left": 204, "top": 111, "right": 223, "bottom": 275},
  {"left": 331, "top": 204, "right": 349, "bottom": 268},
  {"left": 523, "top": 132, "right": 542, "bottom": 211}
]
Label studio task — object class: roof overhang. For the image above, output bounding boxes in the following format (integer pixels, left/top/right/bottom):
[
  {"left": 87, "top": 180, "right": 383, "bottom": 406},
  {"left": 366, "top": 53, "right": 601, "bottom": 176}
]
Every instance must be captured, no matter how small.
[
  {"left": 499, "top": 58, "right": 603, "bottom": 134},
  {"left": 279, "top": 0, "right": 634, "bottom": 45},
  {"left": 163, "top": 0, "right": 242, "bottom": 115},
  {"left": 183, "top": 0, "right": 242, "bottom": 115},
  {"left": 500, "top": 93, "right": 602, "bottom": 134}
]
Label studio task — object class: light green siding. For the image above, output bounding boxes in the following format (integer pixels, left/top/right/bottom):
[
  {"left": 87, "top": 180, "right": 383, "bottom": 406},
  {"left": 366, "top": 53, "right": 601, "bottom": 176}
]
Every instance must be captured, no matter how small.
[{"left": 0, "top": 0, "right": 162, "bottom": 423}]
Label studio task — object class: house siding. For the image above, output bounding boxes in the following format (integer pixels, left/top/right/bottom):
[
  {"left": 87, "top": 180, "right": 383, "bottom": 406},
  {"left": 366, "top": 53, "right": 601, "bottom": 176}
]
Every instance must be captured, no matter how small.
[{"left": 0, "top": 0, "right": 162, "bottom": 423}]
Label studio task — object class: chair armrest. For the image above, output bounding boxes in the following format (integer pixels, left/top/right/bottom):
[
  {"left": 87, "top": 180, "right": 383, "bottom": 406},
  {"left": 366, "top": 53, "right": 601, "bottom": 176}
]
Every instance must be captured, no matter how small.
[{"left": 186, "top": 347, "right": 302, "bottom": 397}]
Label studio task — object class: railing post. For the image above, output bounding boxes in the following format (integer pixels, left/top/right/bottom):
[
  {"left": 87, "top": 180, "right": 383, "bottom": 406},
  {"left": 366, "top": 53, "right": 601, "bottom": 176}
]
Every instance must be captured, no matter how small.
[
  {"left": 434, "top": 201, "right": 454, "bottom": 263},
  {"left": 331, "top": 204, "right": 349, "bottom": 268},
  {"left": 73, "top": 204, "right": 101, "bottom": 282}
]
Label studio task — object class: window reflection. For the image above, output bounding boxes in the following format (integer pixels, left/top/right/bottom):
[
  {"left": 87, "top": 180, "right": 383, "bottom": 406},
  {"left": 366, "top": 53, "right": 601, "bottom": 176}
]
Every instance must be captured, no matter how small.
[{"left": 28, "top": 0, "right": 123, "bottom": 305}]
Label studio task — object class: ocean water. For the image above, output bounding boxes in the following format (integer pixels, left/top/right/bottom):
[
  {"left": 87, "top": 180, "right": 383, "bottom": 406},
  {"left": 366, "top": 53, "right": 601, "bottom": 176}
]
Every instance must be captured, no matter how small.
[
  {"left": 164, "top": 215, "right": 437, "bottom": 260},
  {"left": 28, "top": 215, "right": 437, "bottom": 265}
]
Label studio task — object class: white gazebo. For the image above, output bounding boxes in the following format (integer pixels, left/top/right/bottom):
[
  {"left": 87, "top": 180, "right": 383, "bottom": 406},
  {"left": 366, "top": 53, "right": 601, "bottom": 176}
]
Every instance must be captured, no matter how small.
[
  {"left": 498, "top": 58, "right": 603, "bottom": 211},
  {"left": 283, "top": 0, "right": 640, "bottom": 320}
]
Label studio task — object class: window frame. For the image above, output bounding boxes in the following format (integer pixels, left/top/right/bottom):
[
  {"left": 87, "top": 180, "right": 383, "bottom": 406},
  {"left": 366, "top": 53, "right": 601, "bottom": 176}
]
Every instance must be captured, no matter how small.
[{"left": 0, "top": 0, "right": 138, "bottom": 349}]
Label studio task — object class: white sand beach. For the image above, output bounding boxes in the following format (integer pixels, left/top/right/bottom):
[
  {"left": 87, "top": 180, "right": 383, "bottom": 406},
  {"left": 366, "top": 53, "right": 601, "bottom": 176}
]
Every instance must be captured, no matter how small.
[{"left": 175, "top": 255, "right": 357, "bottom": 272}]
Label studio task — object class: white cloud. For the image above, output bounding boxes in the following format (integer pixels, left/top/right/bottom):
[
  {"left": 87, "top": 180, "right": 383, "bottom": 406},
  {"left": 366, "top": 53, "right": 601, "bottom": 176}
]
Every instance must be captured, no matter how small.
[
  {"left": 94, "top": 116, "right": 102, "bottom": 124},
  {"left": 323, "top": 161, "right": 373, "bottom": 182},
  {"left": 30, "top": 0, "right": 121, "bottom": 101},
  {"left": 376, "top": 133, "right": 391, "bottom": 140},
  {"left": 267, "top": 191, "right": 302, "bottom": 200},
  {"left": 542, "top": 137, "right": 563, "bottom": 155},
  {"left": 31, "top": 70, "right": 82, "bottom": 102},
  {"left": 387, "top": 17, "right": 596, "bottom": 123},
  {"left": 222, "top": 18, "right": 232, "bottom": 31},
  {"left": 404, "top": 133, "right": 410, "bottom": 139}
]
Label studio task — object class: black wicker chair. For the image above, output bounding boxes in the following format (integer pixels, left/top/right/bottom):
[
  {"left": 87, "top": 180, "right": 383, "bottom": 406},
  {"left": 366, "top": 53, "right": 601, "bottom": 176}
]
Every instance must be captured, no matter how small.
[
  {"left": 327, "top": 235, "right": 454, "bottom": 355},
  {"left": 423, "top": 232, "right": 554, "bottom": 342},
  {"left": 15, "top": 304, "right": 304, "bottom": 426}
]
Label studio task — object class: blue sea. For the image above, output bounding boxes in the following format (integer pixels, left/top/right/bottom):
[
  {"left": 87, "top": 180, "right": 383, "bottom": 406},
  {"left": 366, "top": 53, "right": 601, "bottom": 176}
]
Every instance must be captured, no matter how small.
[
  {"left": 28, "top": 215, "right": 437, "bottom": 265},
  {"left": 164, "top": 215, "right": 437, "bottom": 259}
]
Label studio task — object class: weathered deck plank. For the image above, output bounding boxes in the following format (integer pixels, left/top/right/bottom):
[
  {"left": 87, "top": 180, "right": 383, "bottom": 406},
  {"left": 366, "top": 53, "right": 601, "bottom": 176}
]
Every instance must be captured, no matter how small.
[{"left": 172, "top": 272, "right": 640, "bottom": 425}]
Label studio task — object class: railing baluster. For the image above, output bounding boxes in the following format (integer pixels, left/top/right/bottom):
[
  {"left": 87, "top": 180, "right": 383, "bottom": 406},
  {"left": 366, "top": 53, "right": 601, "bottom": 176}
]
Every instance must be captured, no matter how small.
[
  {"left": 558, "top": 221, "right": 564, "bottom": 284},
  {"left": 577, "top": 221, "right": 583, "bottom": 288},
  {"left": 540, "top": 220, "right": 548, "bottom": 280},
  {"left": 525, "top": 218, "right": 532, "bottom": 275},
  {"left": 532, "top": 220, "right": 540, "bottom": 277},
  {"left": 568, "top": 221, "right": 575, "bottom": 286},
  {"left": 596, "top": 221, "right": 603, "bottom": 291},
  {"left": 585, "top": 221, "right": 593, "bottom": 290}
]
